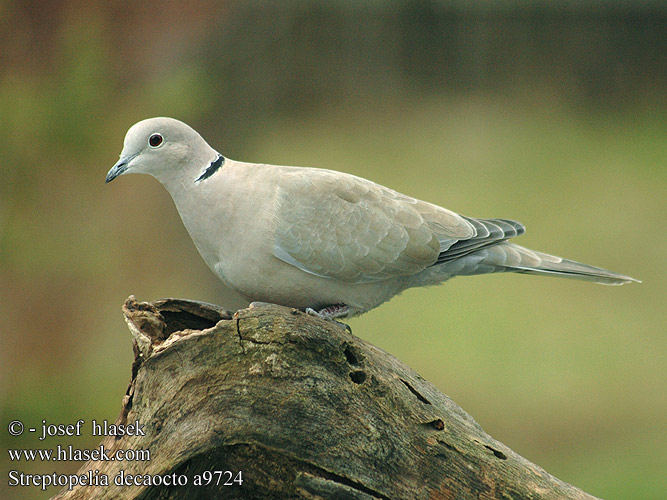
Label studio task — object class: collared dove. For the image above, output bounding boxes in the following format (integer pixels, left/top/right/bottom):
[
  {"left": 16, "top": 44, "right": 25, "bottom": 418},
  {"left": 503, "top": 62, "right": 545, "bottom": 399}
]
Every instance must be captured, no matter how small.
[{"left": 106, "top": 117, "right": 638, "bottom": 319}]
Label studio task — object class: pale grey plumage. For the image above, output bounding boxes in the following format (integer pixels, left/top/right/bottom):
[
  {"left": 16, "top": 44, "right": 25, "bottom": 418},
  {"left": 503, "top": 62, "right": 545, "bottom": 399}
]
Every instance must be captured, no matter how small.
[{"left": 106, "top": 117, "right": 638, "bottom": 318}]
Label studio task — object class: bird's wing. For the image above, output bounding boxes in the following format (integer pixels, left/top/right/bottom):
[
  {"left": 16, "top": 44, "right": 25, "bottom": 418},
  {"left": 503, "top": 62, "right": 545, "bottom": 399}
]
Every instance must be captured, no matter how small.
[
  {"left": 272, "top": 168, "right": 521, "bottom": 283},
  {"left": 433, "top": 217, "right": 525, "bottom": 264}
]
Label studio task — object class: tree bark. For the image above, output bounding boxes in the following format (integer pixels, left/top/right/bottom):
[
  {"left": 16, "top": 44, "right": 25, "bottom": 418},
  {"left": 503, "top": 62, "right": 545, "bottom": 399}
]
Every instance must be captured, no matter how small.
[{"left": 52, "top": 297, "right": 600, "bottom": 500}]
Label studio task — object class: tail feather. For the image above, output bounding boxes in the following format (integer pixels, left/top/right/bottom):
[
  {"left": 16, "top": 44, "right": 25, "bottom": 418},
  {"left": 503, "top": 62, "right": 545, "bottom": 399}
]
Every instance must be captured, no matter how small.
[{"left": 496, "top": 244, "right": 640, "bottom": 285}]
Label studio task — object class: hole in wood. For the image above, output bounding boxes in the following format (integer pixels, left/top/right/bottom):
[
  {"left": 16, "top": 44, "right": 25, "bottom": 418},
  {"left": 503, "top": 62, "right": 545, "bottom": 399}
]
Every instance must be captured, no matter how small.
[
  {"left": 431, "top": 418, "right": 445, "bottom": 430},
  {"left": 485, "top": 445, "right": 508, "bottom": 460},
  {"left": 400, "top": 378, "right": 432, "bottom": 405},
  {"left": 349, "top": 370, "right": 367, "bottom": 384},
  {"left": 343, "top": 346, "right": 358, "bottom": 366}
]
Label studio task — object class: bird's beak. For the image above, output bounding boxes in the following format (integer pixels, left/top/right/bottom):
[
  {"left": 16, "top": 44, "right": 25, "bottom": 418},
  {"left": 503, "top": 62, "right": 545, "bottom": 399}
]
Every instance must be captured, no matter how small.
[{"left": 105, "top": 153, "right": 138, "bottom": 183}]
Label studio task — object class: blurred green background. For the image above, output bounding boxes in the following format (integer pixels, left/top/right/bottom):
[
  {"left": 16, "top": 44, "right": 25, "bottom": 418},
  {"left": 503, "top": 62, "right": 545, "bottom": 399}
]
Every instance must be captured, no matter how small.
[{"left": 1, "top": 1, "right": 665, "bottom": 499}]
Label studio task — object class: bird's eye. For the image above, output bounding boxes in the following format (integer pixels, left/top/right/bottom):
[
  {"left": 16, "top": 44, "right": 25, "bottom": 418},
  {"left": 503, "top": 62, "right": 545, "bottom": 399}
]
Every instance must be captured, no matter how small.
[{"left": 149, "top": 134, "right": 163, "bottom": 148}]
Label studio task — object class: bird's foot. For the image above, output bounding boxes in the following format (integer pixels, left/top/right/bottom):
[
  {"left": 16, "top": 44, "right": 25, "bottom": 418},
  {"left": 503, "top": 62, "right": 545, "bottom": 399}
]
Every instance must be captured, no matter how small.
[
  {"left": 305, "top": 304, "right": 352, "bottom": 333},
  {"left": 248, "top": 301, "right": 275, "bottom": 309},
  {"left": 307, "top": 304, "right": 350, "bottom": 320}
]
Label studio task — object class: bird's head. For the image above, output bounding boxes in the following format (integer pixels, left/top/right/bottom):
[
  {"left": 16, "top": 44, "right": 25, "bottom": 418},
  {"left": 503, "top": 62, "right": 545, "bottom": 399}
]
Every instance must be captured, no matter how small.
[{"left": 106, "top": 117, "right": 218, "bottom": 185}]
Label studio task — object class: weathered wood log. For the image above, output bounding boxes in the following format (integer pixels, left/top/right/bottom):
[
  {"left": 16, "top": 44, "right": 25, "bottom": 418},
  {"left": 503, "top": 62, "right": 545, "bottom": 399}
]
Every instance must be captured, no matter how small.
[{"left": 52, "top": 296, "right": 600, "bottom": 500}]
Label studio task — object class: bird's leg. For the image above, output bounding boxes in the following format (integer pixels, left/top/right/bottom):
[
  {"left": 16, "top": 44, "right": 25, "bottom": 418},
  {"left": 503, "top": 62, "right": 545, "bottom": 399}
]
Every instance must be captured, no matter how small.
[
  {"left": 306, "top": 303, "right": 350, "bottom": 320},
  {"left": 305, "top": 304, "right": 352, "bottom": 333}
]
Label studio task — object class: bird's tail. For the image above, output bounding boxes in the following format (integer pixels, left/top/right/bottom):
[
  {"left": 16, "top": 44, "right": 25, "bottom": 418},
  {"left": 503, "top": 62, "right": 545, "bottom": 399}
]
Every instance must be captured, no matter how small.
[{"left": 485, "top": 243, "right": 640, "bottom": 285}]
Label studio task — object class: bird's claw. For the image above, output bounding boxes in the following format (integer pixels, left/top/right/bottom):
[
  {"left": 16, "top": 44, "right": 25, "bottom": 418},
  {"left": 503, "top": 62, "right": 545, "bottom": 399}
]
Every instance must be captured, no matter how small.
[{"left": 305, "top": 305, "right": 352, "bottom": 333}]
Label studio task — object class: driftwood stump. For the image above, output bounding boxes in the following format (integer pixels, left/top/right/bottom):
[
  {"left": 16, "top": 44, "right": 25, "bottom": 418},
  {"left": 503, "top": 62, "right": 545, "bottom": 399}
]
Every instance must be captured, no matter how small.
[{"left": 52, "top": 297, "right": 600, "bottom": 500}]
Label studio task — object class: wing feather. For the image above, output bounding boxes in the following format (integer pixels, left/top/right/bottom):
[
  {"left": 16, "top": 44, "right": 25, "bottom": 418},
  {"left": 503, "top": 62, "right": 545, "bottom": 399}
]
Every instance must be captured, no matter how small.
[{"left": 272, "top": 168, "right": 522, "bottom": 283}]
